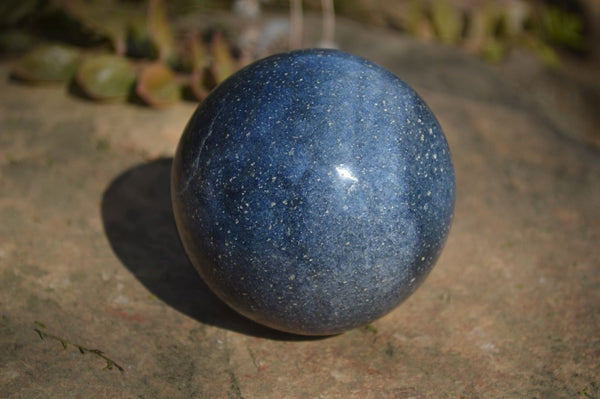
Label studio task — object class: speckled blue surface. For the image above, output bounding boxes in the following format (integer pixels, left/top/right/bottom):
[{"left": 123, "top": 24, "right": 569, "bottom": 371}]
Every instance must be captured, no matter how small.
[{"left": 171, "top": 49, "right": 455, "bottom": 335}]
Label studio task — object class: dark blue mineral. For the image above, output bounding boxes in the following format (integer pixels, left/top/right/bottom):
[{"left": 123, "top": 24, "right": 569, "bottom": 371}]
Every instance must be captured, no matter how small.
[{"left": 171, "top": 49, "right": 455, "bottom": 335}]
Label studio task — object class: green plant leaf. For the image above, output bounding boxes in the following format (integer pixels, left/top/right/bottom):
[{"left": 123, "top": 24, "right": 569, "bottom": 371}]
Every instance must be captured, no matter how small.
[
  {"left": 39, "top": 0, "right": 141, "bottom": 54},
  {"left": 147, "top": 0, "right": 176, "bottom": 62},
  {"left": 27, "top": 5, "right": 109, "bottom": 48},
  {"left": 0, "top": 30, "right": 38, "bottom": 54},
  {"left": 136, "top": 62, "right": 181, "bottom": 107},
  {"left": 541, "top": 6, "right": 584, "bottom": 51},
  {"left": 12, "top": 44, "right": 81, "bottom": 83},
  {"left": 173, "top": 33, "right": 208, "bottom": 73},
  {"left": 190, "top": 33, "right": 209, "bottom": 72},
  {"left": 126, "top": 17, "right": 156, "bottom": 59},
  {"left": 481, "top": 39, "right": 507, "bottom": 63},
  {"left": 404, "top": 0, "right": 427, "bottom": 36},
  {"left": 0, "top": 0, "right": 43, "bottom": 28},
  {"left": 76, "top": 54, "right": 137, "bottom": 101},
  {"left": 524, "top": 35, "right": 561, "bottom": 68},
  {"left": 431, "top": 0, "right": 463, "bottom": 45},
  {"left": 365, "top": 324, "right": 378, "bottom": 334},
  {"left": 464, "top": 1, "right": 499, "bottom": 44},
  {"left": 188, "top": 67, "right": 213, "bottom": 101},
  {"left": 210, "top": 31, "right": 235, "bottom": 84}
]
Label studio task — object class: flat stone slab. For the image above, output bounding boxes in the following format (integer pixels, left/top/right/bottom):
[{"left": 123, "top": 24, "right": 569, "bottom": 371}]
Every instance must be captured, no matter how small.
[{"left": 1, "top": 15, "right": 599, "bottom": 399}]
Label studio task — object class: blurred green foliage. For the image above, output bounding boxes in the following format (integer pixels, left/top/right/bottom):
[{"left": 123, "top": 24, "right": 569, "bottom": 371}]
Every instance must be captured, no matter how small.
[
  {"left": 5, "top": 0, "right": 241, "bottom": 108},
  {"left": 1, "top": 0, "right": 591, "bottom": 108},
  {"left": 540, "top": 5, "right": 585, "bottom": 51},
  {"left": 430, "top": 0, "right": 463, "bottom": 45},
  {"left": 398, "top": 0, "right": 587, "bottom": 65},
  {"left": 12, "top": 44, "right": 80, "bottom": 82}
]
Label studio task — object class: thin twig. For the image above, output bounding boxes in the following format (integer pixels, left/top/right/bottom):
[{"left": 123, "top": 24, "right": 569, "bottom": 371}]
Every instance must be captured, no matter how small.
[
  {"left": 289, "top": 0, "right": 303, "bottom": 49},
  {"left": 33, "top": 323, "right": 124, "bottom": 373},
  {"left": 320, "top": 0, "right": 336, "bottom": 48}
]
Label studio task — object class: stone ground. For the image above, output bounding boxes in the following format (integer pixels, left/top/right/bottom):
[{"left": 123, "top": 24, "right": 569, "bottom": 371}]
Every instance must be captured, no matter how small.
[{"left": 1, "top": 13, "right": 599, "bottom": 399}]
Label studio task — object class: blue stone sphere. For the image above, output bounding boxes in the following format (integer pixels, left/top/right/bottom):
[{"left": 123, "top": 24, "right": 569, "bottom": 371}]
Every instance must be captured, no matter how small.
[{"left": 171, "top": 49, "right": 455, "bottom": 336}]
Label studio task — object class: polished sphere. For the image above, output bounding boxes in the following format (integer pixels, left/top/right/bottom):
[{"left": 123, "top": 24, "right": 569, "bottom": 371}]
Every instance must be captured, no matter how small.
[{"left": 171, "top": 49, "right": 455, "bottom": 335}]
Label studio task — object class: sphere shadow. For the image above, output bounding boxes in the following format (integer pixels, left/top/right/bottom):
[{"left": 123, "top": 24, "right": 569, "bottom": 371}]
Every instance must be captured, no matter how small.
[{"left": 101, "top": 158, "right": 325, "bottom": 341}]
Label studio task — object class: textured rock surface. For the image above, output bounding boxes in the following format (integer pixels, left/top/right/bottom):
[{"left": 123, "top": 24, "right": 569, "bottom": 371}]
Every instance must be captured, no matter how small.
[
  {"left": 1, "top": 13, "right": 599, "bottom": 399},
  {"left": 172, "top": 49, "right": 455, "bottom": 335}
]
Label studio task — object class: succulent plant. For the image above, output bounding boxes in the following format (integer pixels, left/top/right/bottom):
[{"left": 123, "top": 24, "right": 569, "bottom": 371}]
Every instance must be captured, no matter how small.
[
  {"left": 7, "top": 0, "right": 590, "bottom": 106},
  {"left": 430, "top": 0, "right": 463, "bottom": 45},
  {"left": 9, "top": 0, "right": 244, "bottom": 108},
  {"left": 76, "top": 54, "right": 137, "bottom": 101},
  {"left": 136, "top": 62, "right": 182, "bottom": 107},
  {"left": 12, "top": 44, "right": 80, "bottom": 83}
]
